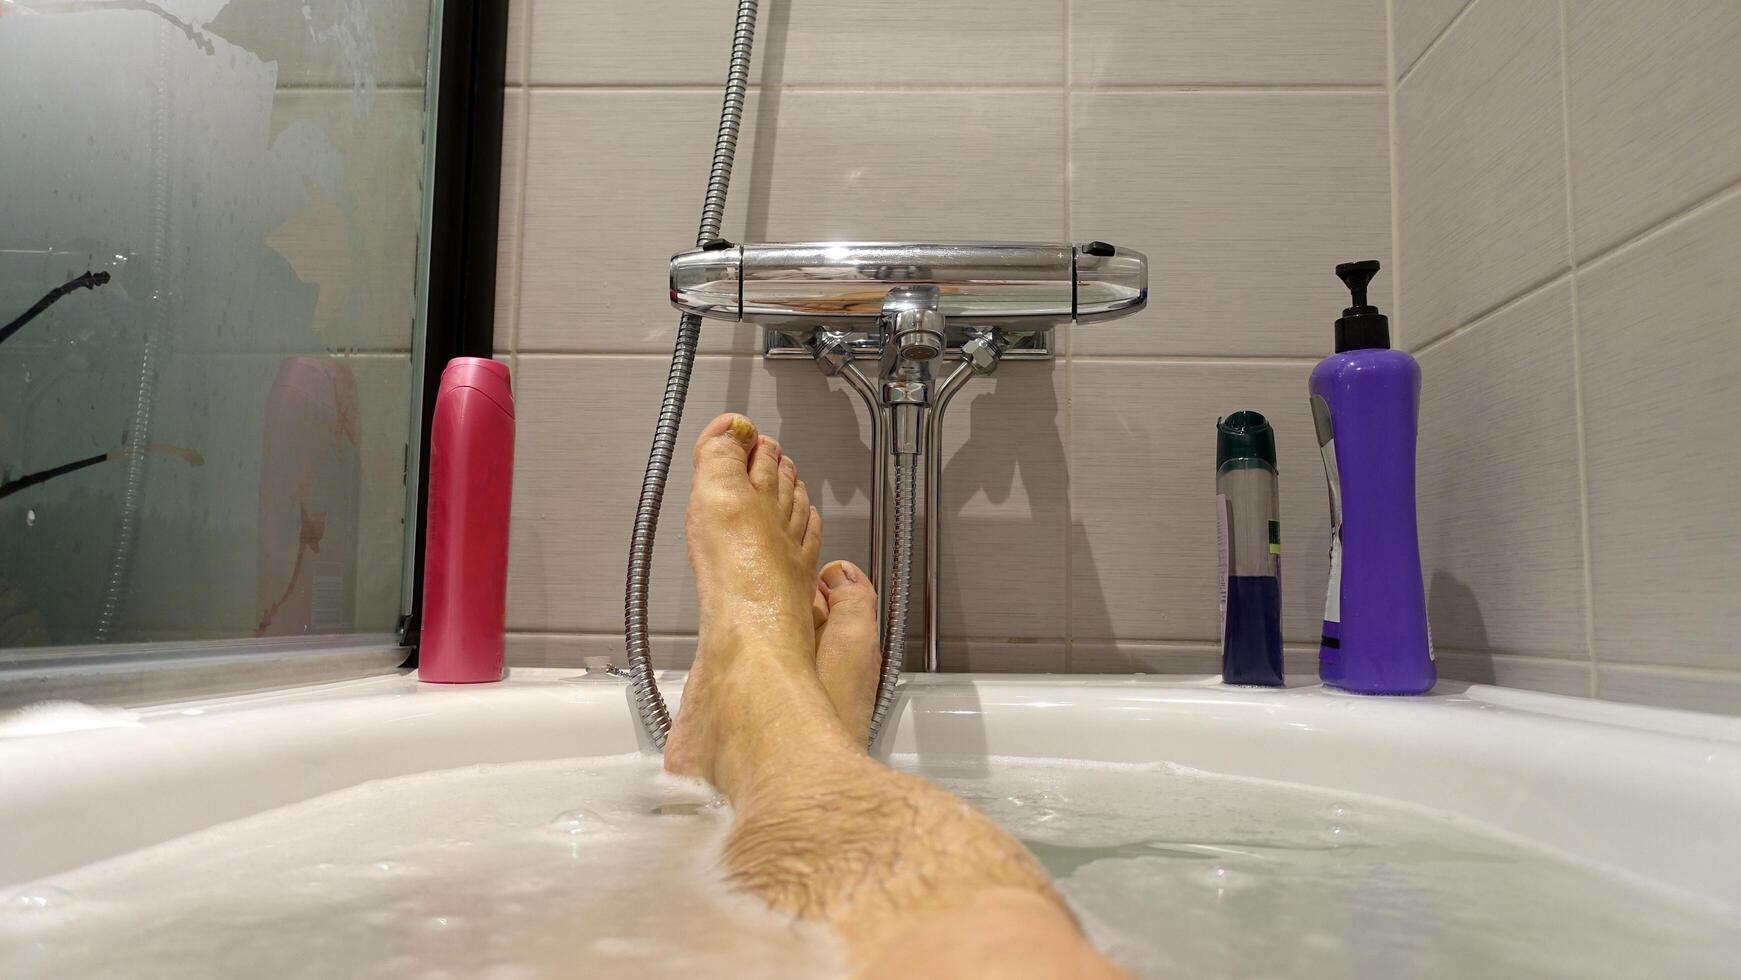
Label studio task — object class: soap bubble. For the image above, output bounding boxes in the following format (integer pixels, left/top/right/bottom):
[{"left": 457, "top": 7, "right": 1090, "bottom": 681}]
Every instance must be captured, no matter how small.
[{"left": 551, "top": 807, "right": 609, "bottom": 836}]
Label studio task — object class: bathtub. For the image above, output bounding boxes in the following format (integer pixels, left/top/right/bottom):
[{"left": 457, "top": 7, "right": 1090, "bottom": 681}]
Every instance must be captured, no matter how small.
[{"left": 2, "top": 669, "right": 1738, "bottom": 972}]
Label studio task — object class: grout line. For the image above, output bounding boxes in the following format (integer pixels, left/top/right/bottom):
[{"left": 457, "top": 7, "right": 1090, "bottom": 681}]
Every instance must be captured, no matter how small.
[
  {"left": 513, "top": 351, "right": 760, "bottom": 360},
  {"left": 1593, "top": 661, "right": 1741, "bottom": 681},
  {"left": 1070, "top": 639, "right": 1321, "bottom": 650},
  {"left": 1413, "top": 175, "right": 1741, "bottom": 359},
  {"left": 523, "top": 83, "right": 1065, "bottom": 94},
  {"left": 1412, "top": 268, "right": 1574, "bottom": 358},
  {"left": 1556, "top": 0, "right": 1599, "bottom": 700},
  {"left": 522, "top": 83, "right": 1389, "bottom": 95},
  {"left": 1069, "top": 84, "right": 1387, "bottom": 93},
  {"left": 509, "top": 351, "right": 1330, "bottom": 365},
  {"left": 509, "top": 631, "right": 698, "bottom": 640},
  {"left": 1071, "top": 355, "right": 1322, "bottom": 366},
  {"left": 508, "top": 631, "right": 1098, "bottom": 647},
  {"left": 505, "top": 0, "right": 534, "bottom": 383},
  {"left": 1396, "top": 0, "right": 1480, "bottom": 89},
  {"left": 1062, "top": 0, "right": 1075, "bottom": 671},
  {"left": 1385, "top": 0, "right": 1403, "bottom": 346},
  {"left": 1574, "top": 175, "right": 1741, "bottom": 273}
]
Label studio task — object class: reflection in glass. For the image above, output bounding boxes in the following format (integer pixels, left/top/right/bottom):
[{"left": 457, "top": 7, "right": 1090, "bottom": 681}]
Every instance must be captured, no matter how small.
[{"left": 0, "top": 0, "right": 433, "bottom": 647}]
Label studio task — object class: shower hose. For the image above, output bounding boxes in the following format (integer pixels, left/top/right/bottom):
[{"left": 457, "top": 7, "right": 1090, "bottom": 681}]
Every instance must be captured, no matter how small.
[{"left": 623, "top": 0, "right": 912, "bottom": 750}]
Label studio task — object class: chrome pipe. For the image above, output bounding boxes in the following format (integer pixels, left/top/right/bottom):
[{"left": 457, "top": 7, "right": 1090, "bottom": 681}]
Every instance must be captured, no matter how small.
[
  {"left": 922, "top": 362, "right": 975, "bottom": 672},
  {"left": 673, "top": 240, "right": 1149, "bottom": 330},
  {"left": 835, "top": 362, "right": 884, "bottom": 588}
]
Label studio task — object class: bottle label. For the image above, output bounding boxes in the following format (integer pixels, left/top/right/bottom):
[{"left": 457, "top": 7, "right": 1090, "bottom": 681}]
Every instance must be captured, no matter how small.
[
  {"left": 1311, "top": 395, "right": 1342, "bottom": 626},
  {"left": 1216, "top": 493, "right": 1230, "bottom": 642}
]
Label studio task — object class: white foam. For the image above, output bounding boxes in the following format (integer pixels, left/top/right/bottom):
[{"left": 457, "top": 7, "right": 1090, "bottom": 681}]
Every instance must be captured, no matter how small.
[
  {"left": 0, "top": 701, "right": 143, "bottom": 738},
  {"left": 2, "top": 754, "right": 1735, "bottom": 978},
  {"left": 0, "top": 755, "right": 844, "bottom": 979}
]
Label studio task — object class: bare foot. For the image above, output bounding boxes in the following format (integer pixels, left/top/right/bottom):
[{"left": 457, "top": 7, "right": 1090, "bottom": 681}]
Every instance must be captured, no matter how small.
[
  {"left": 665, "top": 414, "right": 846, "bottom": 790},
  {"left": 814, "top": 560, "right": 881, "bottom": 747}
]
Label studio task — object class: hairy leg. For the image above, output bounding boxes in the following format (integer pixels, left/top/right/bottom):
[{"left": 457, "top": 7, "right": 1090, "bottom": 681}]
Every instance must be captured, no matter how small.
[{"left": 667, "top": 414, "right": 1126, "bottom": 978}]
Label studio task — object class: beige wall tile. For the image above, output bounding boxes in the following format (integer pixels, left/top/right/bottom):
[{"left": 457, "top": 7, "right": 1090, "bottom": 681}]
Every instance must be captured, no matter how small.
[
  {"left": 1396, "top": 0, "right": 1567, "bottom": 348},
  {"left": 746, "top": 91, "right": 1066, "bottom": 243},
  {"left": 509, "top": 354, "right": 877, "bottom": 634},
  {"left": 528, "top": 0, "right": 1064, "bottom": 86},
  {"left": 1565, "top": 1, "right": 1741, "bottom": 260},
  {"left": 506, "top": 632, "right": 698, "bottom": 670},
  {"left": 938, "top": 641, "right": 1067, "bottom": 673},
  {"left": 1068, "top": 361, "right": 1330, "bottom": 644},
  {"left": 1392, "top": 0, "right": 1473, "bottom": 80},
  {"left": 1071, "top": 641, "right": 1318, "bottom": 677},
  {"left": 516, "top": 91, "right": 753, "bottom": 355},
  {"left": 516, "top": 90, "right": 1064, "bottom": 354},
  {"left": 1071, "top": 93, "right": 1391, "bottom": 358},
  {"left": 494, "top": 90, "right": 525, "bottom": 354},
  {"left": 1072, "top": 0, "right": 1386, "bottom": 86},
  {"left": 1577, "top": 192, "right": 1741, "bottom": 672},
  {"left": 936, "top": 367, "right": 1068, "bottom": 640},
  {"left": 1436, "top": 650, "right": 1594, "bottom": 699},
  {"left": 1596, "top": 663, "right": 1741, "bottom": 717},
  {"left": 1417, "top": 282, "right": 1588, "bottom": 657}
]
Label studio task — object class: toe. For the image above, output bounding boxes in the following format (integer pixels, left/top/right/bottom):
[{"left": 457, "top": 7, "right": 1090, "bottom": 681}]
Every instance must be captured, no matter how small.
[
  {"left": 812, "top": 583, "right": 830, "bottom": 632},
  {"left": 692, "top": 413, "right": 758, "bottom": 473},
  {"left": 801, "top": 505, "right": 823, "bottom": 569},
  {"left": 788, "top": 479, "right": 812, "bottom": 539},
  {"left": 748, "top": 435, "right": 783, "bottom": 493},
  {"left": 820, "top": 560, "right": 875, "bottom": 611},
  {"left": 776, "top": 455, "right": 797, "bottom": 519},
  {"left": 815, "top": 560, "right": 881, "bottom": 746}
]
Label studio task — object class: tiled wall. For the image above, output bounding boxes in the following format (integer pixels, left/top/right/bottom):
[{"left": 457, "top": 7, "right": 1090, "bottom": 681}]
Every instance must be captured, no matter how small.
[
  {"left": 493, "top": 0, "right": 1392, "bottom": 674},
  {"left": 1400, "top": 0, "right": 1741, "bottom": 714}
]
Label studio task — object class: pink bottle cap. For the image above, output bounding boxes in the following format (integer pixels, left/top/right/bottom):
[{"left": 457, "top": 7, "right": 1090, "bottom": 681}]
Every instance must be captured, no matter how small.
[{"left": 439, "top": 357, "right": 514, "bottom": 417}]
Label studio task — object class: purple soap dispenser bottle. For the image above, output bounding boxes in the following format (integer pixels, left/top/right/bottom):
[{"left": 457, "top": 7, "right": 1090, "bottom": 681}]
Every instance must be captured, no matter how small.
[{"left": 1308, "top": 260, "right": 1434, "bottom": 694}]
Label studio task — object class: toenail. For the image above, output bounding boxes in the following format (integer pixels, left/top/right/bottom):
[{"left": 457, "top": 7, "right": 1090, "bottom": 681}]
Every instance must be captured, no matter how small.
[{"left": 726, "top": 417, "right": 755, "bottom": 442}]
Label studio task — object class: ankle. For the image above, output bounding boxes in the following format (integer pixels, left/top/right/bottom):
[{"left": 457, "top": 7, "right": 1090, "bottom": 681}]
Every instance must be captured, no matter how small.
[{"left": 709, "top": 669, "right": 858, "bottom": 797}]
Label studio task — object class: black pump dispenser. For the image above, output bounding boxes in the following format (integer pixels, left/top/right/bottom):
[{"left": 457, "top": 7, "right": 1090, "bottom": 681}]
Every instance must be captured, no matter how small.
[{"left": 1333, "top": 260, "right": 1391, "bottom": 353}]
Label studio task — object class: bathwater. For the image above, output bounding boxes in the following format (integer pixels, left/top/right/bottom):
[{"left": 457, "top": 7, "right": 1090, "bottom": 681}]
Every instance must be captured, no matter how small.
[
  {"left": 3, "top": 754, "right": 1736, "bottom": 978},
  {"left": 916, "top": 756, "right": 1741, "bottom": 979}
]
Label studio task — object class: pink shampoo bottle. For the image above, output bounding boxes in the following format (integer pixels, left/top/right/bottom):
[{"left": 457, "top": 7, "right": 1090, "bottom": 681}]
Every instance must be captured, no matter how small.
[{"left": 419, "top": 357, "right": 514, "bottom": 683}]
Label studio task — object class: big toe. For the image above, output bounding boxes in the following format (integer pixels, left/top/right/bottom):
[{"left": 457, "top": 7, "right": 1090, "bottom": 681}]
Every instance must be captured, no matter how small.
[
  {"left": 815, "top": 560, "right": 881, "bottom": 747},
  {"left": 692, "top": 413, "right": 758, "bottom": 476}
]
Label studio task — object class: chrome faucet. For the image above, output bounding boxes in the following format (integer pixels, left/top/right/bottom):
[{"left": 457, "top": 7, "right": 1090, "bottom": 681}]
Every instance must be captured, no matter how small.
[{"left": 671, "top": 241, "right": 1147, "bottom": 710}]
